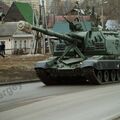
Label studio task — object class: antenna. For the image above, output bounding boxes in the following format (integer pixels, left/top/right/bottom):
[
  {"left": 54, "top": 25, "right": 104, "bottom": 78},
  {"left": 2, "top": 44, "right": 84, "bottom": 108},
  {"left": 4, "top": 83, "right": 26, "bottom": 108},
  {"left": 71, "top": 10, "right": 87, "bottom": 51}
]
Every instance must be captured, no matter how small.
[{"left": 75, "top": 1, "right": 87, "bottom": 31}]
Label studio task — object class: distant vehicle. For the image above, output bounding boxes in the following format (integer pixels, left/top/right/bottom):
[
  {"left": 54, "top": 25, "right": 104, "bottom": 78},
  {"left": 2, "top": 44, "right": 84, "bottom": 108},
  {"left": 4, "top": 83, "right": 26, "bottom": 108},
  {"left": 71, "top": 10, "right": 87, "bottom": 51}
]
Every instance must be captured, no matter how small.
[{"left": 105, "top": 20, "right": 120, "bottom": 30}]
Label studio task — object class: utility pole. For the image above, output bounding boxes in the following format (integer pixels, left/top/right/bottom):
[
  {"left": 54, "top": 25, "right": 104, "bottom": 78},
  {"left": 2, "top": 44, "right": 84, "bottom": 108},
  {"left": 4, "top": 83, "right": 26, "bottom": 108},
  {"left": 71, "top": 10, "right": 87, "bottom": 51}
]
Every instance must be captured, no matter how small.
[
  {"left": 41, "top": 0, "right": 47, "bottom": 54},
  {"left": 101, "top": 0, "right": 104, "bottom": 28},
  {"left": 32, "top": 0, "right": 43, "bottom": 54},
  {"left": 101, "top": 0, "right": 108, "bottom": 28}
]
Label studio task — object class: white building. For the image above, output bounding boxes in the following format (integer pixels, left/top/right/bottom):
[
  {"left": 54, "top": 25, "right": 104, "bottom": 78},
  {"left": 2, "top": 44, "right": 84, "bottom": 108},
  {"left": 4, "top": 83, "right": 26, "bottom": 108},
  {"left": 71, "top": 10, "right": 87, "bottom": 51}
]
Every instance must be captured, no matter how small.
[{"left": 0, "top": 22, "right": 34, "bottom": 54}]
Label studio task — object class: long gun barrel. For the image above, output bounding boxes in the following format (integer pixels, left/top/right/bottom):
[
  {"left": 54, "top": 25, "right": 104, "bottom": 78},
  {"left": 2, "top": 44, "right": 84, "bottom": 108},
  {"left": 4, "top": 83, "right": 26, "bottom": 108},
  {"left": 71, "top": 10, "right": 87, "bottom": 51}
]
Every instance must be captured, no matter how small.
[
  {"left": 17, "top": 21, "right": 82, "bottom": 43},
  {"left": 17, "top": 21, "right": 84, "bottom": 43}
]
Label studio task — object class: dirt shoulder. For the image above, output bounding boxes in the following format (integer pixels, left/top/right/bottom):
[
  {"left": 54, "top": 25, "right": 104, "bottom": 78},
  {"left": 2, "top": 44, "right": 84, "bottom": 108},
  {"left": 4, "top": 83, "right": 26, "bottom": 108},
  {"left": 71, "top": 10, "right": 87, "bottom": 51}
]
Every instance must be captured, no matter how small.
[{"left": 0, "top": 54, "right": 49, "bottom": 85}]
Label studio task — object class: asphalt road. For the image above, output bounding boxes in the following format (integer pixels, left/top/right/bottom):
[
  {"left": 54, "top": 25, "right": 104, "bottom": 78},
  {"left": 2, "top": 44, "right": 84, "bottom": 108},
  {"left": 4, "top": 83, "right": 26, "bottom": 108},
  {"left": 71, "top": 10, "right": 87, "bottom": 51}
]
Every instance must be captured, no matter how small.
[
  {"left": 0, "top": 81, "right": 99, "bottom": 112},
  {"left": 0, "top": 82, "right": 120, "bottom": 120}
]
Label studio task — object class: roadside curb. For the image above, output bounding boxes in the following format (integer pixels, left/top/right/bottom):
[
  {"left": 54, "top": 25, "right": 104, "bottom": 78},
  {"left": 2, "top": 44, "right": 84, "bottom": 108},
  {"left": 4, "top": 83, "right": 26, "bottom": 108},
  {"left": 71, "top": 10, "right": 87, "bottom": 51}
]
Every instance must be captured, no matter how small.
[
  {"left": 0, "top": 79, "right": 40, "bottom": 86},
  {"left": 105, "top": 113, "right": 120, "bottom": 120}
]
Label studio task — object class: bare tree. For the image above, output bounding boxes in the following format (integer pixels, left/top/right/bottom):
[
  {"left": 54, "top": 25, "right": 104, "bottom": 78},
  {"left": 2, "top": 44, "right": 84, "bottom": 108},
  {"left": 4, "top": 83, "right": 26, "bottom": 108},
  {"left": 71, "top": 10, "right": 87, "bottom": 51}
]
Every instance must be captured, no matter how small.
[
  {"left": 50, "top": 0, "right": 74, "bottom": 15},
  {"left": 82, "top": 0, "right": 120, "bottom": 22}
]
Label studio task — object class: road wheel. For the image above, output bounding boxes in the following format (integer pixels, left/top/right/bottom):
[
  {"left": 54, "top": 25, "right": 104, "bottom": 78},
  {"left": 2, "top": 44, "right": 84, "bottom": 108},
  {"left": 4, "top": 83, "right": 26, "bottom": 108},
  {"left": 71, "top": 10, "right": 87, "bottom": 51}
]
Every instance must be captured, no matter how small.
[
  {"left": 104, "top": 70, "right": 109, "bottom": 82},
  {"left": 117, "top": 70, "right": 120, "bottom": 81},
  {"left": 110, "top": 70, "right": 116, "bottom": 81},
  {"left": 96, "top": 70, "right": 103, "bottom": 83}
]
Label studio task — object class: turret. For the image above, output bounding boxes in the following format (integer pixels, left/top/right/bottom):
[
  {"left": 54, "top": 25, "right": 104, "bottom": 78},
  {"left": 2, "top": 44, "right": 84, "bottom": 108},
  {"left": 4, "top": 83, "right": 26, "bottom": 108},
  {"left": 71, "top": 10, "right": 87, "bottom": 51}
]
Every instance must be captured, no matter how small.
[{"left": 17, "top": 21, "right": 83, "bottom": 44}]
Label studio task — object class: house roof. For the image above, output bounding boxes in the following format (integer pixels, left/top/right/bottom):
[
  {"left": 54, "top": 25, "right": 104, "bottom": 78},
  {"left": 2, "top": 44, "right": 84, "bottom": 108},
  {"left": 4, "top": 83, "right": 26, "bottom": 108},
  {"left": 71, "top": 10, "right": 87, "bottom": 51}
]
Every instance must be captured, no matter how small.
[
  {"left": 52, "top": 21, "right": 70, "bottom": 33},
  {"left": 0, "top": 22, "right": 17, "bottom": 37},
  {"left": 4, "top": 2, "right": 33, "bottom": 24},
  {"left": 0, "top": 22, "right": 31, "bottom": 37},
  {"left": 15, "top": 2, "right": 33, "bottom": 24},
  {"left": 47, "top": 15, "right": 90, "bottom": 28},
  {"left": 52, "top": 20, "right": 92, "bottom": 33}
]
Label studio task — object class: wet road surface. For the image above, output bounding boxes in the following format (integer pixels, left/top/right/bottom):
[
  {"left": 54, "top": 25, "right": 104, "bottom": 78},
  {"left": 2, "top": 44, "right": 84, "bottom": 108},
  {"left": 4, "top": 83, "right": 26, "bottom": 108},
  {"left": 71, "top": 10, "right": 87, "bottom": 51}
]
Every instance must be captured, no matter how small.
[
  {"left": 0, "top": 82, "right": 120, "bottom": 120},
  {"left": 0, "top": 81, "right": 99, "bottom": 112}
]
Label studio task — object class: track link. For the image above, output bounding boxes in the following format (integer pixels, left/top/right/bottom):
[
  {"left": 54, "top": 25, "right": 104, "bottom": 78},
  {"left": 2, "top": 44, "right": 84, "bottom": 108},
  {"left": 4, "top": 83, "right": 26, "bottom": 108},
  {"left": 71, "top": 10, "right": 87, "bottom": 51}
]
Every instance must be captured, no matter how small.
[
  {"left": 35, "top": 68, "right": 120, "bottom": 85},
  {"left": 85, "top": 67, "right": 120, "bottom": 85}
]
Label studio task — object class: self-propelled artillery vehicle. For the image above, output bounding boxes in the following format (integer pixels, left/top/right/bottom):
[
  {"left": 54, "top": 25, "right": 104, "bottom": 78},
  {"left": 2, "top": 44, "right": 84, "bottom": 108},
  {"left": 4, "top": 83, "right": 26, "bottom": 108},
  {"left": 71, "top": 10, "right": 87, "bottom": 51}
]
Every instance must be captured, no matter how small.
[{"left": 17, "top": 20, "right": 120, "bottom": 85}]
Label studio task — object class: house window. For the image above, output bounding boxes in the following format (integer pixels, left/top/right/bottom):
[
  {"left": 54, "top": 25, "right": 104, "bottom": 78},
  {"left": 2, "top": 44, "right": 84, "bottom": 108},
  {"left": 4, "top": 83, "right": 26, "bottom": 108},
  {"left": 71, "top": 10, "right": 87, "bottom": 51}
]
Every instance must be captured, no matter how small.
[
  {"left": 20, "top": 40, "right": 22, "bottom": 49},
  {"left": 0, "top": 41, "right": 5, "bottom": 45},
  {"left": 24, "top": 40, "right": 27, "bottom": 52},
  {"left": 24, "top": 40, "right": 26, "bottom": 49},
  {"left": 14, "top": 41, "right": 17, "bottom": 49},
  {"left": 14, "top": 40, "right": 18, "bottom": 54}
]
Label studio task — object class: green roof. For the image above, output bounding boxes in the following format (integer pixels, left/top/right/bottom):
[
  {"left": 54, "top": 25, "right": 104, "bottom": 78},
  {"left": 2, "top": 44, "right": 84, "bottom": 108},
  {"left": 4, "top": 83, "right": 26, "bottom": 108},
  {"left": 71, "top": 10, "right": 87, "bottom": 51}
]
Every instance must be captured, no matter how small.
[
  {"left": 52, "top": 21, "right": 70, "bottom": 33},
  {"left": 15, "top": 2, "right": 33, "bottom": 24}
]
